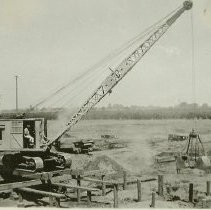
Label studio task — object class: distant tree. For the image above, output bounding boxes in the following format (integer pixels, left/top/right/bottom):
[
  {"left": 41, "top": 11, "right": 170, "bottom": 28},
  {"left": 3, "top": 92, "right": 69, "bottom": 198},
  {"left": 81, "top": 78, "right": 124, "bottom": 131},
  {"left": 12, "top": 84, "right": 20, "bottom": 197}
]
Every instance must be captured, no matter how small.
[
  {"left": 201, "top": 103, "right": 209, "bottom": 109},
  {"left": 177, "top": 102, "right": 188, "bottom": 108}
]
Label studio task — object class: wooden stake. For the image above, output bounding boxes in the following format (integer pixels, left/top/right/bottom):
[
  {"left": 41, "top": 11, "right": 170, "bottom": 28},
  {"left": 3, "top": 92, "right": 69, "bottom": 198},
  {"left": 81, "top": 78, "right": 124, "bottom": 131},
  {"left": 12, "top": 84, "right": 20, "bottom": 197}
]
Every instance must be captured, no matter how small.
[
  {"left": 49, "top": 196, "right": 60, "bottom": 207},
  {"left": 77, "top": 189, "right": 81, "bottom": 203},
  {"left": 77, "top": 175, "right": 81, "bottom": 186},
  {"left": 87, "top": 191, "right": 92, "bottom": 204},
  {"left": 150, "top": 191, "right": 155, "bottom": 208},
  {"left": 137, "top": 179, "right": 141, "bottom": 202},
  {"left": 202, "top": 198, "right": 207, "bottom": 208},
  {"left": 158, "top": 175, "right": 163, "bottom": 196},
  {"left": 207, "top": 181, "right": 210, "bottom": 196},
  {"left": 17, "top": 193, "right": 25, "bottom": 208},
  {"left": 189, "top": 183, "right": 193, "bottom": 203},
  {"left": 101, "top": 175, "right": 106, "bottom": 196},
  {"left": 123, "top": 171, "right": 127, "bottom": 190},
  {"left": 113, "top": 184, "right": 118, "bottom": 208}
]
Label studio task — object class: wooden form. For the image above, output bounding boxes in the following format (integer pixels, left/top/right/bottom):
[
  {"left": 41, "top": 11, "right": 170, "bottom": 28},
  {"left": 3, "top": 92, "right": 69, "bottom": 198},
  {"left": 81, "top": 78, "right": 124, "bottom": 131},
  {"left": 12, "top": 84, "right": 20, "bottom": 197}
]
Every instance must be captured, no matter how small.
[
  {"left": 0, "top": 169, "right": 87, "bottom": 192},
  {"left": 82, "top": 176, "right": 156, "bottom": 187},
  {"left": 82, "top": 177, "right": 117, "bottom": 185},
  {"left": 14, "top": 169, "right": 71, "bottom": 179},
  {"left": 0, "top": 179, "right": 42, "bottom": 192},
  {"left": 52, "top": 182, "right": 100, "bottom": 203},
  {"left": 0, "top": 175, "right": 71, "bottom": 192},
  {"left": 16, "top": 187, "right": 65, "bottom": 207},
  {"left": 121, "top": 177, "right": 157, "bottom": 185},
  {"left": 0, "top": 169, "right": 156, "bottom": 207}
]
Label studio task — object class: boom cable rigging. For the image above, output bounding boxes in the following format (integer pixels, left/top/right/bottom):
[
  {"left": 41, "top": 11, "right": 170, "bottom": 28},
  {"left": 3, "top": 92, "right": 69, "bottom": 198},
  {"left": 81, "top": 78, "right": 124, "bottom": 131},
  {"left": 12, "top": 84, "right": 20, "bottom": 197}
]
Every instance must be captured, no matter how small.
[
  {"left": 31, "top": 5, "right": 182, "bottom": 110},
  {"left": 190, "top": 8, "right": 197, "bottom": 129}
]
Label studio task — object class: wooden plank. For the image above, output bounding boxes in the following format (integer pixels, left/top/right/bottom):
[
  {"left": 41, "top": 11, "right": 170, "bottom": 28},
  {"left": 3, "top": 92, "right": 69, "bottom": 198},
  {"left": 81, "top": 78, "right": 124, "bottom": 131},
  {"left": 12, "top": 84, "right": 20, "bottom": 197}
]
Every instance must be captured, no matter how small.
[
  {"left": 53, "top": 182, "right": 100, "bottom": 192},
  {"left": 17, "top": 187, "right": 65, "bottom": 198},
  {"left": 82, "top": 177, "right": 117, "bottom": 185},
  {"left": 0, "top": 189, "right": 12, "bottom": 194},
  {"left": 85, "top": 177, "right": 156, "bottom": 188},
  {"left": 14, "top": 169, "right": 72, "bottom": 179},
  {"left": 0, "top": 180, "right": 42, "bottom": 192},
  {"left": 123, "top": 178, "right": 157, "bottom": 185},
  {"left": 141, "top": 177, "right": 157, "bottom": 183},
  {"left": 0, "top": 175, "right": 68, "bottom": 192},
  {"left": 83, "top": 170, "right": 106, "bottom": 177}
]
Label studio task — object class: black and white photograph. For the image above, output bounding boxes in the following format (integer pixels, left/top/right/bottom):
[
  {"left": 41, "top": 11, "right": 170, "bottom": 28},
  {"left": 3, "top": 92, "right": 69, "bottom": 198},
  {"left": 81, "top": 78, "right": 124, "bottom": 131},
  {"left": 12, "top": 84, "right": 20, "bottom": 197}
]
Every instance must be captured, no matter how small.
[{"left": 0, "top": 0, "right": 211, "bottom": 208}]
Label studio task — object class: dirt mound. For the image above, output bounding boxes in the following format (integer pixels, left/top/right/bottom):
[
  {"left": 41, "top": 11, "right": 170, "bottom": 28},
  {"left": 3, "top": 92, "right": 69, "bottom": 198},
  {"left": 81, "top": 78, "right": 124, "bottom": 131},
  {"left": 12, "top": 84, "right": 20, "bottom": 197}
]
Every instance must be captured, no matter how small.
[{"left": 84, "top": 155, "right": 127, "bottom": 178}]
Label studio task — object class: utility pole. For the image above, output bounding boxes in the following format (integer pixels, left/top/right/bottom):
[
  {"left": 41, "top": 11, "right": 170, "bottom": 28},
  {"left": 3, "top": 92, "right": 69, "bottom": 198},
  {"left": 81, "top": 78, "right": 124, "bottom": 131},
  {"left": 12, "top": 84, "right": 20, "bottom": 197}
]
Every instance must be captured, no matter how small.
[
  {"left": 0, "top": 94, "right": 1, "bottom": 111},
  {"left": 15, "top": 75, "right": 19, "bottom": 112}
]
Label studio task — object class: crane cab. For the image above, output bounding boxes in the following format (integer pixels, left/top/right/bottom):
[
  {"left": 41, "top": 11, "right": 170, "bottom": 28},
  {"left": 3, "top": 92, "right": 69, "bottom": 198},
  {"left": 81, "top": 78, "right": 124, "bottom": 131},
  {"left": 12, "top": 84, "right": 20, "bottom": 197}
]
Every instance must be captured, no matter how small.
[{"left": 0, "top": 118, "right": 47, "bottom": 150}]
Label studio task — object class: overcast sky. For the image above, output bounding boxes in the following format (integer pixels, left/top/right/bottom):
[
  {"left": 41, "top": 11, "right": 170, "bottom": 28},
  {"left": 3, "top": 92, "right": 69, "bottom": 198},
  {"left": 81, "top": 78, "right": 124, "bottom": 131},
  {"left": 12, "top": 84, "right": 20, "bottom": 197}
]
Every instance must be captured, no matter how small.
[{"left": 0, "top": 0, "right": 211, "bottom": 110}]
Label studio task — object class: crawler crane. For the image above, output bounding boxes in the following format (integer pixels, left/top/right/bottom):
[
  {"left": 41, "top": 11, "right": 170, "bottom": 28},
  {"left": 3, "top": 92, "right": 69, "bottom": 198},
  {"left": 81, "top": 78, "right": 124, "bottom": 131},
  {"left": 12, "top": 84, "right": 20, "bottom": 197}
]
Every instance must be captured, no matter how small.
[{"left": 0, "top": 1, "right": 193, "bottom": 178}]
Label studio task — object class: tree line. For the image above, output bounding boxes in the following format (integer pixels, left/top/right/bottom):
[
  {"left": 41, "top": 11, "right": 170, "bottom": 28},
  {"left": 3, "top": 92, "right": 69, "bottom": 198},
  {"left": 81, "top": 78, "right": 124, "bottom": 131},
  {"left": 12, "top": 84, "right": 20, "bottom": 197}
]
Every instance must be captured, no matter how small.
[{"left": 1, "top": 102, "right": 211, "bottom": 120}]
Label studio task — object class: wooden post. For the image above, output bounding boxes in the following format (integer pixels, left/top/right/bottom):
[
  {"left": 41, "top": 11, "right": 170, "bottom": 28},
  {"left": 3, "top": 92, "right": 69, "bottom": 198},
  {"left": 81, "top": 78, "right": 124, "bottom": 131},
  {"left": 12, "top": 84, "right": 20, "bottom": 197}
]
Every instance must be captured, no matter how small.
[
  {"left": 87, "top": 191, "right": 92, "bottom": 204},
  {"left": 158, "top": 175, "right": 163, "bottom": 196},
  {"left": 55, "top": 198, "right": 60, "bottom": 207},
  {"left": 189, "top": 183, "right": 193, "bottom": 203},
  {"left": 137, "top": 179, "right": 141, "bottom": 202},
  {"left": 49, "top": 195, "right": 60, "bottom": 207},
  {"left": 17, "top": 193, "right": 25, "bottom": 208},
  {"left": 113, "top": 184, "right": 118, "bottom": 208},
  {"left": 101, "top": 175, "right": 106, "bottom": 196},
  {"left": 123, "top": 171, "right": 127, "bottom": 190},
  {"left": 77, "top": 189, "right": 81, "bottom": 203},
  {"left": 10, "top": 190, "right": 18, "bottom": 200},
  {"left": 202, "top": 198, "right": 207, "bottom": 208},
  {"left": 150, "top": 191, "right": 155, "bottom": 208},
  {"left": 77, "top": 175, "right": 81, "bottom": 186},
  {"left": 206, "top": 181, "right": 210, "bottom": 196},
  {"left": 49, "top": 195, "right": 53, "bottom": 207}
]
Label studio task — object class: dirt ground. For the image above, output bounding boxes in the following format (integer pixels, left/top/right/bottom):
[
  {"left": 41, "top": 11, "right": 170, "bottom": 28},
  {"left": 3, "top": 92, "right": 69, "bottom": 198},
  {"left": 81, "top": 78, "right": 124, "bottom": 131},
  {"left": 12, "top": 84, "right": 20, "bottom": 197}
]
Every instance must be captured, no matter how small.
[{"left": 1, "top": 119, "right": 211, "bottom": 208}]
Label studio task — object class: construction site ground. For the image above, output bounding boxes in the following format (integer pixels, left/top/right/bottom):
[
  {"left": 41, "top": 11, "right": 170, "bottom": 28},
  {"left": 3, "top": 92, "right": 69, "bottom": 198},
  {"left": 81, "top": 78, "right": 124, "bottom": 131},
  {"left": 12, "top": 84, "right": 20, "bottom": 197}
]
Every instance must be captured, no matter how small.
[{"left": 1, "top": 119, "right": 211, "bottom": 208}]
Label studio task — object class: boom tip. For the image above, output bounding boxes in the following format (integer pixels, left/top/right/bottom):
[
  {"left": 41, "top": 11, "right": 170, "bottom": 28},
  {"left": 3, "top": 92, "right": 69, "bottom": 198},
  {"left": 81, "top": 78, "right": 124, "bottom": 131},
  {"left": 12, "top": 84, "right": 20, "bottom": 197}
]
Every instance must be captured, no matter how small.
[{"left": 183, "top": 1, "right": 193, "bottom": 10}]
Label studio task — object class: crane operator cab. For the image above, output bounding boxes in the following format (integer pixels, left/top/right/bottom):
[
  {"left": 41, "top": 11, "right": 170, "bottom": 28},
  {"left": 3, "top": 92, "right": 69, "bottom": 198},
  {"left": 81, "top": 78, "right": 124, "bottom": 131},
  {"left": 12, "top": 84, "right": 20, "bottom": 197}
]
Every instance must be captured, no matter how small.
[
  {"left": 0, "top": 118, "right": 72, "bottom": 177},
  {"left": 0, "top": 118, "right": 47, "bottom": 150}
]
